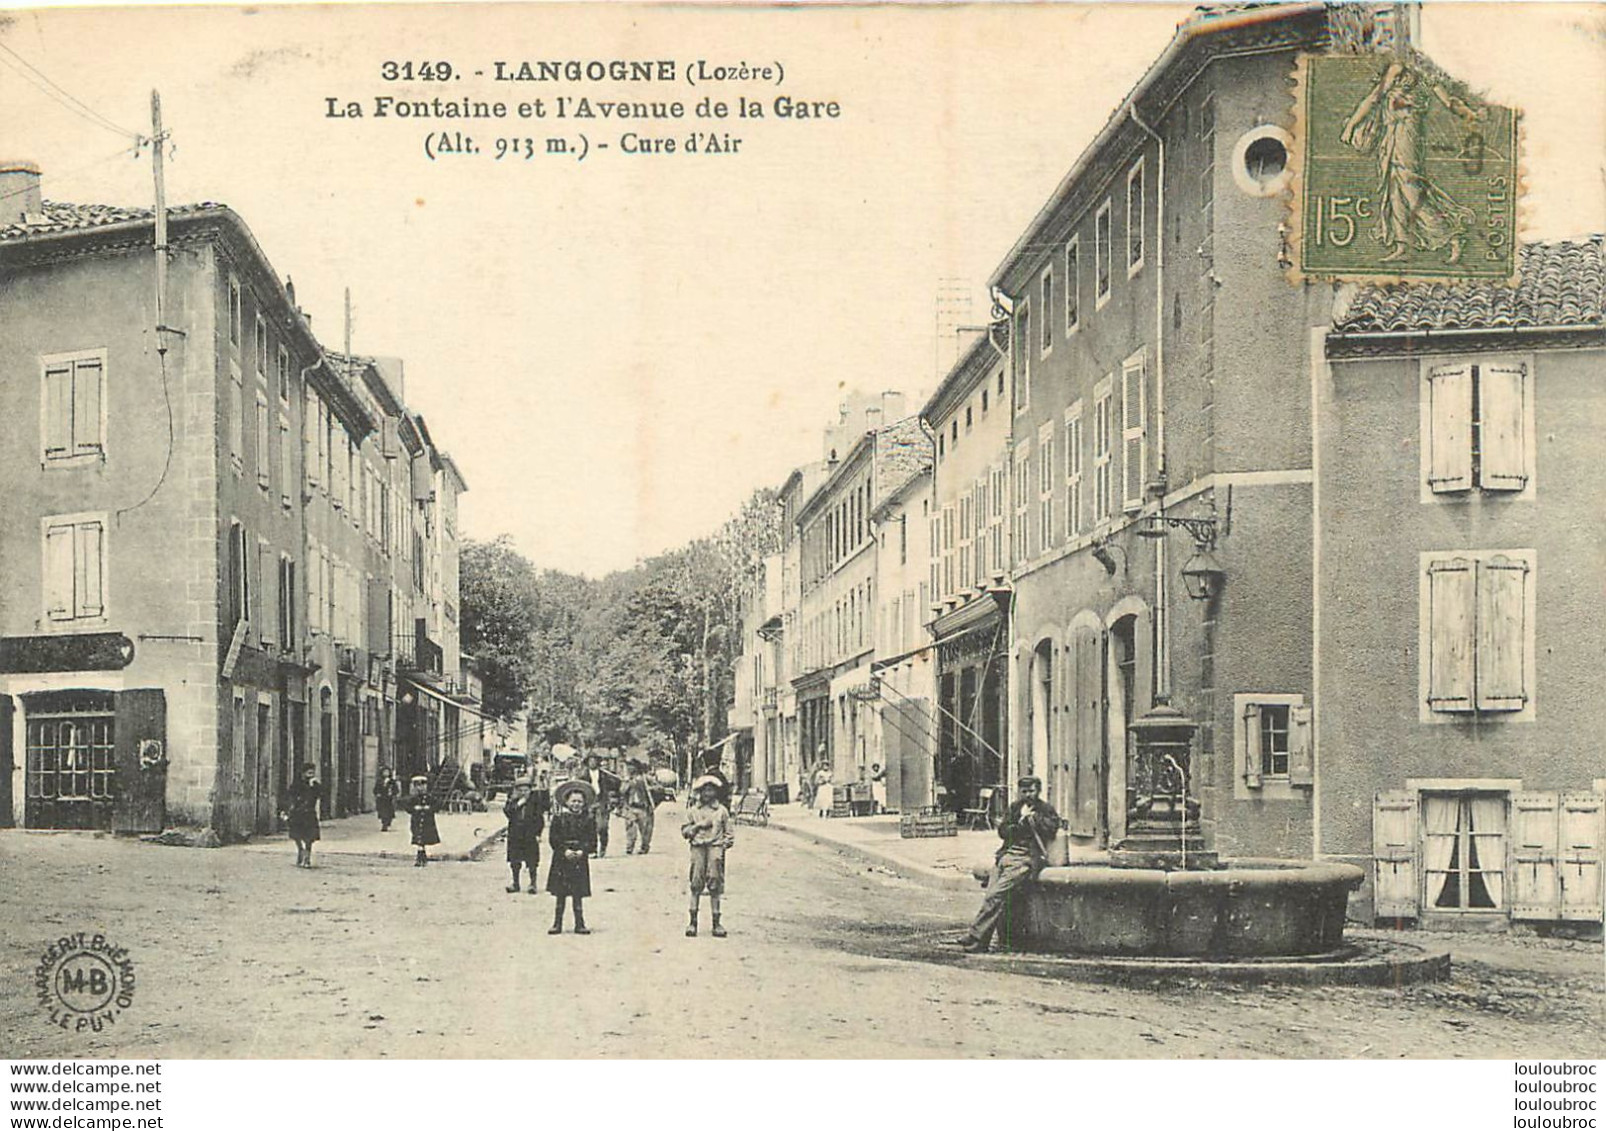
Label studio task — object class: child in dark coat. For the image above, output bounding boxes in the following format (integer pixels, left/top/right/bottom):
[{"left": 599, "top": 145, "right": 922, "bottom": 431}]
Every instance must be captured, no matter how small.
[
  {"left": 281, "top": 763, "right": 321, "bottom": 868},
  {"left": 546, "top": 782, "right": 597, "bottom": 934},
  {"left": 375, "top": 768, "right": 400, "bottom": 832},
  {"left": 503, "top": 778, "right": 547, "bottom": 893},
  {"left": 405, "top": 775, "right": 441, "bottom": 867}
]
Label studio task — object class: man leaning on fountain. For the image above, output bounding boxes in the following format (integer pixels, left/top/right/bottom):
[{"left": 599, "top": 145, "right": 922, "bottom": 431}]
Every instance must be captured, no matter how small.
[{"left": 952, "top": 777, "right": 1062, "bottom": 954}]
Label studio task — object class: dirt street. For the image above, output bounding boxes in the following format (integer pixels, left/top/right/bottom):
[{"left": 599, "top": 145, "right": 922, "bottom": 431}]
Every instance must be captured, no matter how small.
[{"left": 1, "top": 824, "right": 1601, "bottom": 1059}]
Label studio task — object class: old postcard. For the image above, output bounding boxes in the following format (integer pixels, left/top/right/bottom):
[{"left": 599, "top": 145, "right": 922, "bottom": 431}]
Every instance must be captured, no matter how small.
[{"left": 0, "top": 0, "right": 1602, "bottom": 1089}]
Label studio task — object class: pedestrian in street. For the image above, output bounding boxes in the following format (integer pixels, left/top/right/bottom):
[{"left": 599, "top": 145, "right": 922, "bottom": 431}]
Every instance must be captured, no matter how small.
[
  {"left": 405, "top": 774, "right": 441, "bottom": 868},
  {"left": 622, "top": 759, "right": 659, "bottom": 856},
  {"left": 281, "top": 763, "right": 321, "bottom": 868},
  {"left": 576, "top": 753, "right": 619, "bottom": 857},
  {"left": 375, "top": 767, "right": 400, "bottom": 833},
  {"left": 814, "top": 761, "right": 834, "bottom": 819},
  {"left": 953, "top": 776, "right": 1062, "bottom": 954},
  {"left": 681, "top": 774, "right": 735, "bottom": 938},
  {"left": 869, "top": 763, "right": 888, "bottom": 815},
  {"left": 547, "top": 780, "right": 597, "bottom": 934},
  {"left": 503, "top": 776, "right": 547, "bottom": 893}
]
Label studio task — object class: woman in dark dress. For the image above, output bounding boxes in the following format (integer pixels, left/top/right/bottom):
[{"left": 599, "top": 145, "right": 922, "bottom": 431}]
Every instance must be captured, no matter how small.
[
  {"left": 375, "top": 768, "right": 401, "bottom": 832},
  {"left": 404, "top": 775, "right": 441, "bottom": 867},
  {"left": 281, "top": 763, "right": 321, "bottom": 868},
  {"left": 547, "top": 781, "right": 597, "bottom": 935}
]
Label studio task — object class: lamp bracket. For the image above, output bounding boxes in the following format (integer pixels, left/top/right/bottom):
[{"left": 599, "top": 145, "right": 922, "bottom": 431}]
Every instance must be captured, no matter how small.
[{"left": 1146, "top": 514, "right": 1218, "bottom": 550}]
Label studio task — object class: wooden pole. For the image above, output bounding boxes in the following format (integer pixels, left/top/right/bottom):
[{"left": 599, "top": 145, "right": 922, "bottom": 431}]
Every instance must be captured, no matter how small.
[{"left": 151, "top": 90, "right": 169, "bottom": 350}]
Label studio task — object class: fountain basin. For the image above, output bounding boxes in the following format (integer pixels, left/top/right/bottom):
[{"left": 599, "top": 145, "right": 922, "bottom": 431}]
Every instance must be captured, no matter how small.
[{"left": 972, "top": 858, "right": 1365, "bottom": 958}]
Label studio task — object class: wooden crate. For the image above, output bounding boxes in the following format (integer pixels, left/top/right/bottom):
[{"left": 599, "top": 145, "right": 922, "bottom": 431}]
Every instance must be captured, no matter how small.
[{"left": 900, "top": 810, "right": 957, "bottom": 838}]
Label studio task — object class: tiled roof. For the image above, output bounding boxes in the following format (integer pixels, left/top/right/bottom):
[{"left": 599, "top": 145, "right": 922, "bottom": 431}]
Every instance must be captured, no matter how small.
[
  {"left": 874, "top": 415, "right": 934, "bottom": 508},
  {"left": 1334, "top": 238, "right": 1606, "bottom": 335},
  {"left": 0, "top": 199, "right": 225, "bottom": 242}
]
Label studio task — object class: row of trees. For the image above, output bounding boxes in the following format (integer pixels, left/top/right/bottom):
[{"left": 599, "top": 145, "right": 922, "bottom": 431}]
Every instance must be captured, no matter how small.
[{"left": 458, "top": 490, "right": 783, "bottom": 767}]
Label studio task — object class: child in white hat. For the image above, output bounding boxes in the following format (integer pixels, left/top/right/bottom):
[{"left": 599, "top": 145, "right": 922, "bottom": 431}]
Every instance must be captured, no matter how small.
[{"left": 680, "top": 775, "right": 735, "bottom": 938}]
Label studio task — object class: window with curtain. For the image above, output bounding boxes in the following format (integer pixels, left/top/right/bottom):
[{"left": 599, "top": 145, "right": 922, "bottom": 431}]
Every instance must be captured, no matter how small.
[{"left": 1422, "top": 792, "right": 1507, "bottom": 911}]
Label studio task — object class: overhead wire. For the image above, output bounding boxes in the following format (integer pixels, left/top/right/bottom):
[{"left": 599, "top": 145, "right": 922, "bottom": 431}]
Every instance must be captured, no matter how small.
[
  {"left": 0, "top": 41, "right": 142, "bottom": 141},
  {"left": 0, "top": 140, "right": 144, "bottom": 204}
]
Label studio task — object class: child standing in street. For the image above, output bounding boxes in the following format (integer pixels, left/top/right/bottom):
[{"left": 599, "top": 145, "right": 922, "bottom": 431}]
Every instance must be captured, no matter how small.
[
  {"left": 405, "top": 774, "right": 441, "bottom": 867},
  {"left": 281, "top": 763, "right": 321, "bottom": 868},
  {"left": 547, "top": 781, "right": 597, "bottom": 934},
  {"left": 375, "top": 767, "right": 400, "bottom": 832},
  {"left": 503, "top": 777, "right": 546, "bottom": 893},
  {"left": 681, "top": 775, "right": 735, "bottom": 938}
]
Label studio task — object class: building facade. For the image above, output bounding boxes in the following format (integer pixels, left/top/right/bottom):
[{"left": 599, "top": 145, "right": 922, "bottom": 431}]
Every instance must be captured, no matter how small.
[{"left": 0, "top": 166, "right": 476, "bottom": 839}]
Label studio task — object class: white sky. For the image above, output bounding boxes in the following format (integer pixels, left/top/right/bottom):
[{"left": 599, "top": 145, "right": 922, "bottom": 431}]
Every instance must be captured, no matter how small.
[{"left": 4, "top": 2, "right": 1602, "bottom": 576}]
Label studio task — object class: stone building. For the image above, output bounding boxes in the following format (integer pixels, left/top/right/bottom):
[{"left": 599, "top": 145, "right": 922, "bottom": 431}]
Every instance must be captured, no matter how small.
[{"left": 0, "top": 165, "right": 475, "bottom": 839}]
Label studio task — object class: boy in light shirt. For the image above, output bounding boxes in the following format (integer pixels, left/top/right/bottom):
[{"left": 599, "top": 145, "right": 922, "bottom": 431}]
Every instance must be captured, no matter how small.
[{"left": 680, "top": 775, "right": 735, "bottom": 938}]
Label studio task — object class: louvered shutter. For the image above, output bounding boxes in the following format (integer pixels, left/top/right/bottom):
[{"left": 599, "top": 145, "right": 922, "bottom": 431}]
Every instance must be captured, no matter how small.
[
  {"left": 1287, "top": 704, "right": 1313, "bottom": 786},
  {"left": 1508, "top": 792, "right": 1561, "bottom": 920},
  {"left": 1426, "top": 364, "right": 1473, "bottom": 492},
  {"left": 1242, "top": 703, "right": 1263, "bottom": 787},
  {"left": 1476, "top": 555, "right": 1528, "bottom": 712},
  {"left": 1068, "top": 624, "right": 1102, "bottom": 838},
  {"left": 259, "top": 543, "right": 276, "bottom": 646},
  {"left": 72, "top": 359, "right": 102, "bottom": 454},
  {"left": 44, "top": 524, "right": 73, "bottom": 619},
  {"left": 75, "top": 522, "right": 103, "bottom": 618},
  {"left": 1477, "top": 363, "right": 1527, "bottom": 491},
  {"left": 1373, "top": 790, "right": 1419, "bottom": 918},
  {"left": 44, "top": 364, "right": 72, "bottom": 457},
  {"left": 1559, "top": 794, "right": 1604, "bottom": 923},
  {"left": 1426, "top": 558, "right": 1476, "bottom": 711},
  {"left": 1121, "top": 360, "right": 1146, "bottom": 509}
]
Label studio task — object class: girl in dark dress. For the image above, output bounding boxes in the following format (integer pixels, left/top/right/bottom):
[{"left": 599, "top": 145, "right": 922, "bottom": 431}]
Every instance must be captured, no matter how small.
[
  {"left": 503, "top": 778, "right": 547, "bottom": 893},
  {"left": 547, "top": 782, "right": 597, "bottom": 934},
  {"left": 281, "top": 763, "right": 321, "bottom": 868},
  {"left": 405, "top": 775, "right": 441, "bottom": 867},
  {"left": 375, "top": 768, "right": 400, "bottom": 832}
]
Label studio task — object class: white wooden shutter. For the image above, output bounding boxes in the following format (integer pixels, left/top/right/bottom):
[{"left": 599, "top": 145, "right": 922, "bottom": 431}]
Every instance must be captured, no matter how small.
[
  {"left": 1426, "top": 558, "right": 1476, "bottom": 711},
  {"left": 279, "top": 420, "right": 293, "bottom": 505},
  {"left": 1476, "top": 555, "right": 1529, "bottom": 712},
  {"left": 303, "top": 389, "right": 318, "bottom": 487},
  {"left": 1477, "top": 363, "right": 1527, "bottom": 491},
  {"left": 1373, "top": 790, "right": 1420, "bottom": 918},
  {"left": 1508, "top": 791, "right": 1561, "bottom": 920},
  {"left": 1426, "top": 363, "right": 1473, "bottom": 492},
  {"left": 1559, "top": 794, "right": 1604, "bottom": 923},
  {"left": 44, "top": 364, "right": 72, "bottom": 457},
  {"left": 44, "top": 523, "right": 73, "bottom": 619},
  {"left": 1287, "top": 704, "right": 1313, "bottom": 786},
  {"left": 75, "top": 521, "right": 104, "bottom": 618},
  {"left": 258, "top": 543, "right": 276, "bottom": 646},
  {"left": 1242, "top": 703, "right": 1263, "bottom": 786},
  {"left": 72, "top": 358, "right": 102, "bottom": 454},
  {"left": 1121, "top": 359, "right": 1146, "bottom": 509}
]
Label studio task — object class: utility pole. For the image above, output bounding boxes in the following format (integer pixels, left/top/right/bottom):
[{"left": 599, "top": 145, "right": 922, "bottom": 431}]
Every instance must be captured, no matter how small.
[{"left": 151, "top": 90, "right": 170, "bottom": 352}]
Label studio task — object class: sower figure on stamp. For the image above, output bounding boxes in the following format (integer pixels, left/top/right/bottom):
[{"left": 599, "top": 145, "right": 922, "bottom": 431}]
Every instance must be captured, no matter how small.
[
  {"left": 681, "top": 774, "right": 735, "bottom": 938},
  {"left": 622, "top": 759, "right": 659, "bottom": 856},
  {"left": 503, "top": 777, "right": 547, "bottom": 893},
  {"left": 547, "top": 780, "right": 597, "bottom": 934},
  {"left": 281, "top": 763, "right": 321, "bottom": 869},
  {"left": 953, "top": 776, "right": 1061, "bottom": 954}
]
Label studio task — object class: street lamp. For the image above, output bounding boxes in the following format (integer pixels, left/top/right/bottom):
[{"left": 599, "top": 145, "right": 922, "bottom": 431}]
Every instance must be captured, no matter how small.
[{"left": 1135, "top": 512, "right": 1224, "bottom": 600}]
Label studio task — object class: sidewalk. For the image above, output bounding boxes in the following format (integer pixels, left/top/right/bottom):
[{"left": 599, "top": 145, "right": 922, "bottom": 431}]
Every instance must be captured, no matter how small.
[
  {"left": 238, "top": 808, "right": 506, "bottom": 861},
  {"left": 764, "top": 803, "right": 992, "bottom": 891}
]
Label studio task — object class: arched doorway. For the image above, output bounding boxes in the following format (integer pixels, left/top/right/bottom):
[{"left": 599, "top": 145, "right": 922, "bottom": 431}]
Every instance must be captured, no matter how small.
[{"left": 1109, "top": 614, "right": 1138, "bottom": 838}]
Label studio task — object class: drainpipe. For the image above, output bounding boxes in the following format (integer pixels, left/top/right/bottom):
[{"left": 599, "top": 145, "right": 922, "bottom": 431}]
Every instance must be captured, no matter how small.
[
  {"left": 1129, "top": 105, "right": 1169, "bottom": 703},
  {"left": 984, "top": 287, "right": 1016, "bottom": 783}
]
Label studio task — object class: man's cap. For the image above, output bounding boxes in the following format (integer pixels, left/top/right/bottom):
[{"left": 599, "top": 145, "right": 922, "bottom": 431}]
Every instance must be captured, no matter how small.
[
  {"left": 692, "top": 774, "right": 722, "bottom": 792},
  {"left": 1017, "top": 775, "right": 1043, "bottom": 790},
  {"left": 409, "top": 774, "right": 430, "bottom": 785}
]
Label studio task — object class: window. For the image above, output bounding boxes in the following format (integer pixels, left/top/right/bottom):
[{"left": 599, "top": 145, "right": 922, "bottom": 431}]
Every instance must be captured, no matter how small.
[
  {"left": 279, "top": 418, "right": 293, "bottom": 508},
  {"left": 1012, "top": 446, "right": 1031, "bottom": 564},
  {"left": 940, "top": 504, "right": 954, "bottom": 598},
  {"left": 1121, "top": 351, "right": 1147, "bottom": 511},
  {"left": 278, "top": 555, "right": 297, "bottom": 651},
  {"left": 989, "top": 464, "right": 1005, "bottom": 574},
  {"left": 965, "top": 405, "right": 973, "bottom": 432},
  {"left": 937, "top": 432, "right": 945, "bottom": 460},
  {"left": 1127, "top": 160, "right": 1146, "bottom": 275},
  {"left": 1422, "top": 550, "right": 1534, "bottom": 718},
  {"left": 254, "top": 315, "right": 269, "bottom": 383},
  {"left": 1065, "top": 236, "right": 1080, "bottom": 333},
  {"left": 229, "top": 361, "right": 244, "bottom": 471},
  {"left": 1095, "top": 200, "right": 1113, "bottom": 307},
  {"left": 927, "top": 516, "right": 940, "bottom": 606},
  {"left": 303, "top": 388, "right": 319, "bottom": 490},
  {"left": 277, "top": 345, "right": 291, "bottom": 402},
  {"left": 1013, "top": 301, "right": 1031, "bottom": 412},
  {"left": 972, "top": 478, "right": 987, "bottom": 582},
  {"left": 898, "top": 514, "right": 907, "bottom": 566},
  {"left": 255, "top": 391, "right": 271, "bottom": 490},
  {"left": 1040, "top": 267, "right": 1054, "bottom": 356},
  {"left": 228, "top": 521, "right": 250, "bottom": 629},
  {"left": 1424, "top": 361, "right": 1530, "bottom": 496},
  {"left": 1423, "top": 793, "right": 1508, "bottom": 911},
  {"left": 41, "top": 350, "right": 105, "bottom": 464},
  {"left": 1236, "top": 694, "right": 1312, "bottom": 794},
  {"left": 958, "top": 493, "right": 973, "bottom": 590},
  {"left": 1037, "top": 422, "right": 1056, "bottom": 553},
  {"left": 258, "top": 540, "right": 276, "bottom": 648},
  {"left": 1065, "top": 402, "right": 1084, "bottom": 537},
  {"left": 981, "top": 388, "right": 989, "bottom": 414},
  {"left": 1093, "top": 378, "right": 1113, "bottom": 521},
  {"left": 228, "top": 276, "right": 242, "bottom": 350},
  {"left": 42, "top": 514, "right": 106, "bottom": 624}
]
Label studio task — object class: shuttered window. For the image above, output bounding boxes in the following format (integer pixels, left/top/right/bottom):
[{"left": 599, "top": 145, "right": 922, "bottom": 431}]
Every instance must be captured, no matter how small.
[
  {"left": 42, "top": 352, "right": 106, "bottom": 462},
  {"left": 255, "top": 392, "right": 271, "bottom": 490},
  {"left": 1038, "top": 424, "right": 1055, "bottom": 552},
  {"left": 1092, "top": 379, "right": 1113, "bottom": 520},
  {"left": 229, "top": 362, "right": 244, "bottom": 468},
  {"left": 1039, "top": 267, "right": 1054, "bottom": 355},
  {"left": 1094, "top": 199, "right": 1112, "bottom": 305},
  {"left": 1064, "top": 237, "right": 1080, "bottom": 333},
  {"left": 279, "top": 418, "right": 293, "bottom": 508},
  {"left": 1013, "top": 302, "right": 1031, "bottom": 412},
  {"left": 1126, "top": 159, "right": 1145, "bottom": 273},
  {"left": 1425, "top": 551, "right": 1532, "bottom": 715},
  {"left": 43, "top": 515, "right": 106, "bottom": 622},
  {"left": 1064, "top": 403, "right": 1084, "bottom": 538},
  {"left": 258, "top": 541, "right": 276, "bottom": 647},
  {"left": 1121, "top": 353, "right": 1147, "bottom": 510},
  {"left": 1424, "top": 361, "right": 1529, "bottom": 495}
]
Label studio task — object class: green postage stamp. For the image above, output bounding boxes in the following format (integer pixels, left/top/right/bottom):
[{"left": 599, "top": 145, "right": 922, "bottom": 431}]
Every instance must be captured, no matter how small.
[{"left": 1293, "top": 52, "right": 1520, "bottom": 283}]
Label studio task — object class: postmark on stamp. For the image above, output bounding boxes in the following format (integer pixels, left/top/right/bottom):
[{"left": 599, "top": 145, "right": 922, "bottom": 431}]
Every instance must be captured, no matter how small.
[
  {"left": 1292, "top": 51, "right": 1519, "bottom": 283},
  {"left": 34, "top": 932, "right": 136, "bottom": 1034}
]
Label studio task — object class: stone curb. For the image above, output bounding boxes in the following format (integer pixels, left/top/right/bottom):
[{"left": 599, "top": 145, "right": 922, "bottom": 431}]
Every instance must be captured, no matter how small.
[{"left": 762, "top": 819, "right": 979, "bottom": 893}]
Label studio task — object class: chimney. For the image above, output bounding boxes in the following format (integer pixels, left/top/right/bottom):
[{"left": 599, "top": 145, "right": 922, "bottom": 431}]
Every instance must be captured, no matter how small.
[
  {"left": 0, "top": 161, "right": 43, "bottom": 224},
  {"left": 864, "top": 406, "right": 883, "bottom": 433}
]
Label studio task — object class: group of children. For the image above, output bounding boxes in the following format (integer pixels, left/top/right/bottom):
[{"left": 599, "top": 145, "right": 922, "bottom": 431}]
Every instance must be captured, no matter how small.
[{"left": 284, "top": 762, "right": 739, "bottom": 940}]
